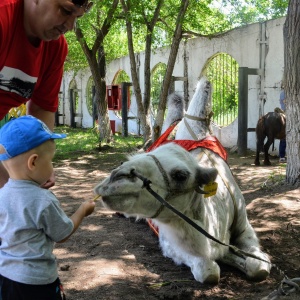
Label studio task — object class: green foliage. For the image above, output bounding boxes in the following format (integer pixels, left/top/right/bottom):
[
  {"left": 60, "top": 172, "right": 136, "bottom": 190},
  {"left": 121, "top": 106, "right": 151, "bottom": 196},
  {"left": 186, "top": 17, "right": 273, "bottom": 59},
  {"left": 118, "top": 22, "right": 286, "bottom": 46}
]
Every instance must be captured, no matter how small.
[
  {"left": 65, "top": 0, "right": 288, "bottom": 73},
  {"left": 104, "top": 29, "right": 130, "bottom": 63},
  {"left": 53, "top": 126, "right": 143, "bottom": 161},
  {"left": 219, "top": 0, "right": 288, "bottom": 26},
  {"left": 183, "top": 0, "right": 232, "bottom": 35},
  {"left": 151, "top": 63, "right": 167, "bottom": 115},
  {"left": 65, "top": 1, "right": 126, "bottom": 71},
  {"left": 113, "top": 70, "right": 131, "bottom": 84},
  {"left": 86, "top": 77, "right": 94, "bottom": 116},
  {"left": 65, "top": 0, "right": 236, "bottom": 72},
  {"left": 260, "top": 165, "right": 286, "bottom": 190},
  {"left": 64, "top": 31, "right": 87, "bottom": 72}
]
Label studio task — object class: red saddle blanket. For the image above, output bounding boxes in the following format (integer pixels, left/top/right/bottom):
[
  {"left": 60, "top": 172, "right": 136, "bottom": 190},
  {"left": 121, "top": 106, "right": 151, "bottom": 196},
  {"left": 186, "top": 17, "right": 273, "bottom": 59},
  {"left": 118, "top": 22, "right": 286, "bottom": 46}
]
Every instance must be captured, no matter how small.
[{"left": 146, "top": 122, "right": 228, "bottom": 161}]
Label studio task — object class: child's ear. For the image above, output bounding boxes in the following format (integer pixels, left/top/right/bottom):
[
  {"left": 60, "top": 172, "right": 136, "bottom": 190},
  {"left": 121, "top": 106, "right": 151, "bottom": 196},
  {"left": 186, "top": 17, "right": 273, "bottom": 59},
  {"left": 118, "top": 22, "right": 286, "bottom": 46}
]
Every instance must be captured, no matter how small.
[{"left": 27, "top": 154, "right": 38, "bottom": 170}]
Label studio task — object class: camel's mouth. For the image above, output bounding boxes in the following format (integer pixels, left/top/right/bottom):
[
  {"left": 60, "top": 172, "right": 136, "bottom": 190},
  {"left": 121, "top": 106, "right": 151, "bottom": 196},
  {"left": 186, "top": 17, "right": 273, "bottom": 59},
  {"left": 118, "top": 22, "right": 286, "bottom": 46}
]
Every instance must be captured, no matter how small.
[{"left": 101, "top": 192, "right": 140, "bottom": 203}]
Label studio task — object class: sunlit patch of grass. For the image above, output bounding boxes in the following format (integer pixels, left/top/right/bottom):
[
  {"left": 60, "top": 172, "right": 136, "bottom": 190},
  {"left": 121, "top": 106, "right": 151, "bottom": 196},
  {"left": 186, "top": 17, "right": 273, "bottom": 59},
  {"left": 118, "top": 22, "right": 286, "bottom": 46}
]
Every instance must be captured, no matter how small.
[
  {"left": 53, "top": 126, "right": 143, "bottom": 161},
  {"left": 260, "top": 165, "right": 286, "bottom": 190}
]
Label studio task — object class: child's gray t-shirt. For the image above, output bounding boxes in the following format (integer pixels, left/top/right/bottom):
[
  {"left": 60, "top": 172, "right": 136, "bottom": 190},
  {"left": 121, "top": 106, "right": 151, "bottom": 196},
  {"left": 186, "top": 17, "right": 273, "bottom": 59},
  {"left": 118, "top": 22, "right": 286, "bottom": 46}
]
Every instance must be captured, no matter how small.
[{"left": 0, "top": 179, "right": 74, "bottom": 284}]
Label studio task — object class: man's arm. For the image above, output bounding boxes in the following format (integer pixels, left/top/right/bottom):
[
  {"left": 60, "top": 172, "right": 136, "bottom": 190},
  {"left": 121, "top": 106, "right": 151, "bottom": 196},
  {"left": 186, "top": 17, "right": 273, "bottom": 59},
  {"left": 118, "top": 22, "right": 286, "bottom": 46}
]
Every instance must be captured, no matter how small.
[{"left": 26, "top": 100, "right": 55, "bottom": 131}]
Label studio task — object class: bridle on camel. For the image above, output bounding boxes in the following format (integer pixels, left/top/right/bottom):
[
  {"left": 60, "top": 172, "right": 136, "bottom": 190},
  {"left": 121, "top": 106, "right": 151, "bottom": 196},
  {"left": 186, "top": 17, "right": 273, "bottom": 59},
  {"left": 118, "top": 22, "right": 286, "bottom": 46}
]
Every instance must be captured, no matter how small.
[{"left": 130, "top": 154, "right": 272, "bottom": 266}]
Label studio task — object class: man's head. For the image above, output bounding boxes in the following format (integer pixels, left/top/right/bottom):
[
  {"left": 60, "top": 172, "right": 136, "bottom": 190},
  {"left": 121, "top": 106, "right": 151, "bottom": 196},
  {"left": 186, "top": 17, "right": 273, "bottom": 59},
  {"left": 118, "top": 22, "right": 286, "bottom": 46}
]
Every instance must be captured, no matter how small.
[
  {"left": 72, "top": 0, "right": 93, "bottom": 12},
  {"left": 0, "top": 116, "right": 66, "bottom": 161},
  {"left": 24, "top": 0, "right": 93, "bottom": 42}
]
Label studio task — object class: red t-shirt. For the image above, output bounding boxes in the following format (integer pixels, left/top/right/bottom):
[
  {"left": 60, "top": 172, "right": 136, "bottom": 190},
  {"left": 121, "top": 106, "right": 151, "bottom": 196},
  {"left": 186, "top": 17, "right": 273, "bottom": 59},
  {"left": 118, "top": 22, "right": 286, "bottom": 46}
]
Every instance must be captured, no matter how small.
[{"left": 0, "top": 0, "right": 68, "bottom": 120}]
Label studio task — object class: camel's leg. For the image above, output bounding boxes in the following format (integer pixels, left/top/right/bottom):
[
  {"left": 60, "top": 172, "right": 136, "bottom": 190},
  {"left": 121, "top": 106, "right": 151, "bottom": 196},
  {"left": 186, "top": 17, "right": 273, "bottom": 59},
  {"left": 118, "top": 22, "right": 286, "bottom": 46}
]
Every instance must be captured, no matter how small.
[
  {"left": 190, "top": 256, "right": 221, "bottom": 284},
  {"left": 221, "top": 225, "right": 271, "bottom": 281},
  {"left": 159, "top": 234, "right": 220, "bottom": 284},
  {"left": 220, "top": 247, "right": 271, "bottom": 281}
]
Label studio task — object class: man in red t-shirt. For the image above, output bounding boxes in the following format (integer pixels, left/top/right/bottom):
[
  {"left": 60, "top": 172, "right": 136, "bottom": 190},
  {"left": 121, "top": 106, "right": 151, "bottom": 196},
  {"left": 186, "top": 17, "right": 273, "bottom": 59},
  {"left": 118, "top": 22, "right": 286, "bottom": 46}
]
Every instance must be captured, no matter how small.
[{"left": 0, "top": 0, "right": 92, "bottom": 188}]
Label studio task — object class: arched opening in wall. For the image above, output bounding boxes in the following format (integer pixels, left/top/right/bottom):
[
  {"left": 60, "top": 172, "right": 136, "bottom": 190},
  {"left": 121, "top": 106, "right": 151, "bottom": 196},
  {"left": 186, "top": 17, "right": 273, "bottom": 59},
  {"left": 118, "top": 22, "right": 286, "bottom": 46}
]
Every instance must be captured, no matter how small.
[
  {"left": 151, "top": 63, "right": 167, "bottom": 119},
  {"left": 112, "top": 70, "right": 130, "bottom": 84},
  {"left": 69, "top": 79, "right": 80, "bottom": 128},
  {"left": 201, "top": 53, "right": 239, "bottom": 127},
  {"left": 86, "top": 76, "right": 96, "bottom": 123}
]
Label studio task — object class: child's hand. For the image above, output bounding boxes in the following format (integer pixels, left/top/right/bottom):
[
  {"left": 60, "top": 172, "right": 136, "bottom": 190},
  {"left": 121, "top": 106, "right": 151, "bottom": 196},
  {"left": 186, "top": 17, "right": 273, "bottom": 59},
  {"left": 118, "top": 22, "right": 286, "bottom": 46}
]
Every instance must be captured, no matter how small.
[
  {"left": 81, "top": 200, "right": 96, "bottom": 217},
  {"left": 58, "top": 200, "right": 96, "bottom": 243}
]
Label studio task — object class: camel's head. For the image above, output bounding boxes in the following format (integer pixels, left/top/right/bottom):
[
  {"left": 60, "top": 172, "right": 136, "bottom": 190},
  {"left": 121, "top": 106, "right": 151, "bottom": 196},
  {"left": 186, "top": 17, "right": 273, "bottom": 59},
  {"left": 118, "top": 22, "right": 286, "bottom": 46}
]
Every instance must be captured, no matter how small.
[{"left": 93, "top": 143, "right": 217, "bottom": 219}]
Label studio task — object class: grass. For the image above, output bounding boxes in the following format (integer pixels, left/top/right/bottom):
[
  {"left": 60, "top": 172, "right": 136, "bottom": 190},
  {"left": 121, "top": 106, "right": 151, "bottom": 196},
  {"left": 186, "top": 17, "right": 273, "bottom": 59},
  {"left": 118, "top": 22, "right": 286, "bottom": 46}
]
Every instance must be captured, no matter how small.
[
  {"left": 53, "top": 126, "right": 144, "bottom": 162},
  {"left": 260, "top": 164, "right": 286, "bottom": 190}
]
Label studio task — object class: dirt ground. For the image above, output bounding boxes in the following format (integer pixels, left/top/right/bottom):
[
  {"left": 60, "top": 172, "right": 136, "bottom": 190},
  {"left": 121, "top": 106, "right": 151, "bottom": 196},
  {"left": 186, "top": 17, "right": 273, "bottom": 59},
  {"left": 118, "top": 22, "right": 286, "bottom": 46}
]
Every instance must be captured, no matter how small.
[{"left": 52, "top": 148, "right": 299, "bottom": 300}]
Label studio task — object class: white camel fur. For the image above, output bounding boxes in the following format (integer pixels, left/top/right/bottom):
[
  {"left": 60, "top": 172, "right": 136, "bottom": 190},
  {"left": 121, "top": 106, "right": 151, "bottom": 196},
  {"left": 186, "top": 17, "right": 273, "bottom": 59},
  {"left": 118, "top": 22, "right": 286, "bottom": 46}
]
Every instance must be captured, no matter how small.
[{"left": 94, "top": 78, "right": 271, "bottom": 284}]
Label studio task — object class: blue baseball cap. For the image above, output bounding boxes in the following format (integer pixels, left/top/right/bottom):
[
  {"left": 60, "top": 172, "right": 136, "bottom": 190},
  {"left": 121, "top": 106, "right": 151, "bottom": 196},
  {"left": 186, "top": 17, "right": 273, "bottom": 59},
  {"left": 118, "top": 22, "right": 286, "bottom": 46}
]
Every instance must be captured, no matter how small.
[{"left": 0, "top": 116, "right": 66, "bottom": 161}]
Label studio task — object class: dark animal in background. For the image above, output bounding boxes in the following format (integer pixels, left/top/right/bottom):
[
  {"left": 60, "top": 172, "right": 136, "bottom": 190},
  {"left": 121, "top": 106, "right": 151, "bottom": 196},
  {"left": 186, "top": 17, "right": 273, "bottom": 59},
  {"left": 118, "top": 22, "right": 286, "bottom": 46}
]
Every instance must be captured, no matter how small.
[{"left": 254, "top": 111, "right": 286, "bottom": 166}]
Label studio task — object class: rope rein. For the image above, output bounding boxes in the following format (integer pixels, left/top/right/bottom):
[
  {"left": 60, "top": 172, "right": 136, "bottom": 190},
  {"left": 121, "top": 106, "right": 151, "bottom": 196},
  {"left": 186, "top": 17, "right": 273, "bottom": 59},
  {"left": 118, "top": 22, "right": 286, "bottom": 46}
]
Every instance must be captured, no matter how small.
[{"left": 261, "top": 277, "right": 300, "bottom": 299}]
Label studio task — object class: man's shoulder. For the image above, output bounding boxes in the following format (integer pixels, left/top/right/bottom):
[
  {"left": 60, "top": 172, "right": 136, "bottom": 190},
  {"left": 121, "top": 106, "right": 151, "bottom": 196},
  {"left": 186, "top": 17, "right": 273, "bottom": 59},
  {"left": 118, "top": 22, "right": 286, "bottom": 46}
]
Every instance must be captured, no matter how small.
[
  {"left": 0, "top": 0, "right": 22, "bottom": 37},
  {"left": 0, "top": 0, "right": 21, "bottom": 11}
]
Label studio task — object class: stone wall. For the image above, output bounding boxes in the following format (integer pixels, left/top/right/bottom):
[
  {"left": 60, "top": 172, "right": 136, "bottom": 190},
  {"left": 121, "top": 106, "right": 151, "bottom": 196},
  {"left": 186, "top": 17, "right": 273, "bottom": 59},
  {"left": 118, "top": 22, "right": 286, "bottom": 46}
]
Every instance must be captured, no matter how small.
[{"left": 61, "top": 17, "right": 286, "bottom": 151}]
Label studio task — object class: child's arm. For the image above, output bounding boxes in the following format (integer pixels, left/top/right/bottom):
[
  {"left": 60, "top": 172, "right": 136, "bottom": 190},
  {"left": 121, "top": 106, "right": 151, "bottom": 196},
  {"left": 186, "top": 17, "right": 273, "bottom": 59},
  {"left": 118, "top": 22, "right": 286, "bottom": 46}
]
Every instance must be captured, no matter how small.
[{"left": 57, "top": 199, "right": 95, "bottom": 243}]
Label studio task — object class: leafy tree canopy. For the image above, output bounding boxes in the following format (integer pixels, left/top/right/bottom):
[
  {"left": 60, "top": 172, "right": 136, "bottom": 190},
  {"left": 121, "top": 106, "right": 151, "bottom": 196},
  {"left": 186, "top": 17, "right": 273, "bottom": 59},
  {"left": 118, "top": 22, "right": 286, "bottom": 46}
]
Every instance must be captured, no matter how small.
[
  {"left": 65, "top": 0, "right": 233, "bottom": 71},
  {"left": 64, "top": 0, "right": 288, "bottom": 75},
  {"left": 218, "top": 0, "right": 288, "bottom": 26}
]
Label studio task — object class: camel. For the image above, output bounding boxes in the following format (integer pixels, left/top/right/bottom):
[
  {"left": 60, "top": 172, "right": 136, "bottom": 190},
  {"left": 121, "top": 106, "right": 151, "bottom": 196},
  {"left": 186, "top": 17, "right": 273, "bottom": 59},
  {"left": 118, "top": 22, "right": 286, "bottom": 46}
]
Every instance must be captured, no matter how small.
[{"left": 94, "top": 78, "right": 271, "bottom": 284}]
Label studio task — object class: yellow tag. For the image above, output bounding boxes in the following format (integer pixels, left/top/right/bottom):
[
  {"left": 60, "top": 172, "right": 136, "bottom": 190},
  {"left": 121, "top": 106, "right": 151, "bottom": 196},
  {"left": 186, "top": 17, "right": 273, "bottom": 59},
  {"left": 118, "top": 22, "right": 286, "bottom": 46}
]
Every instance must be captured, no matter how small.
[{"left": 203, "top": 182, "right": 218, "bottom": 198}]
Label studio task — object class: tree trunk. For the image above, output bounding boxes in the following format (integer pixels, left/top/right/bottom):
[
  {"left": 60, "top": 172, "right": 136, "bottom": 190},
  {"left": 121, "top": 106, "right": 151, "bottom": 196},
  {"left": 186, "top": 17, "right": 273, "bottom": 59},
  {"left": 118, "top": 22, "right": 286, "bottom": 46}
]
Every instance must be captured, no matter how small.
[
  {"left": 96, "top": 44, "right": 112, "bottom": 144},
  {"left": 143, "top": 0, "right": 164, "bottom": 114},
  {"left": 283, "top": 0, "right": 300, "bottom": 184},
  {"left": 152, "top": 0, "right": 190, "bottom": 141},
  {"left": 74, "top": 0, "right": 119, "bottom": 144},
  {"left": 120, "top": 0, "right": 153, "bottom": 143}
]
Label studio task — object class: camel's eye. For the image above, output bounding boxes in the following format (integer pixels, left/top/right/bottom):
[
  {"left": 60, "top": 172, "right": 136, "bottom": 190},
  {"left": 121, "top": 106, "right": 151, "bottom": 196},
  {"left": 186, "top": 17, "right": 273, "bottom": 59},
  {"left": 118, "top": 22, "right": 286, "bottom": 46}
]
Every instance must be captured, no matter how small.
[
  {"left": 170, "top": 169, "right": 189, "bottom": 182},
  {"left": 110, "top": 169, "right": 136, "bottom": 183}
]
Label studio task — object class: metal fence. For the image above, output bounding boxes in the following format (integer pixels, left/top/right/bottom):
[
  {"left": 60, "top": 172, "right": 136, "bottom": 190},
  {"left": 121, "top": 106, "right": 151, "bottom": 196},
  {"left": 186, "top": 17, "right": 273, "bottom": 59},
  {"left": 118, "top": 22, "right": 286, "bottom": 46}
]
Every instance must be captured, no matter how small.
[{"left": 205, "top": 53, "right": 239, "bottom": 127}]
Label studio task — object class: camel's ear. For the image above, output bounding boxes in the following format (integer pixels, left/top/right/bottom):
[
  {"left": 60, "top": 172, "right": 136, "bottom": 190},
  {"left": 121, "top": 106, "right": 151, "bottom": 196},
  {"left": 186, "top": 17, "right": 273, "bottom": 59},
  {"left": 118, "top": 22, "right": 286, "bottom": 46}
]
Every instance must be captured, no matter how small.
[{"left": 195, "top": 166, "right": 218, "bottom": 186}]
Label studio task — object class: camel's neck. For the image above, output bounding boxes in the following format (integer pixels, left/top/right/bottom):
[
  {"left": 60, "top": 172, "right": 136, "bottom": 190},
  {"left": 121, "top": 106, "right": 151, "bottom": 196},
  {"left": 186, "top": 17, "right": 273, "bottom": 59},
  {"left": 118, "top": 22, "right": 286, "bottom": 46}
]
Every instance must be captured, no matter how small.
[
  {"left": 176, "top": 79, "right": 212, "bottom": 140},
  {"left": 186, "top": 83, "right": 211, "bottom": 119}
]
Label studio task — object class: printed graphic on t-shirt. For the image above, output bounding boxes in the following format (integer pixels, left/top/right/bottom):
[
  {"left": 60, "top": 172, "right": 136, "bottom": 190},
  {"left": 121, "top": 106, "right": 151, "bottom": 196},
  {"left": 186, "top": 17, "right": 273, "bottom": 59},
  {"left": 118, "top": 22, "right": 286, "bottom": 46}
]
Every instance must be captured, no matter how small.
[{"left": 0, "top": 66, "right": 37, "bottom": 99}]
